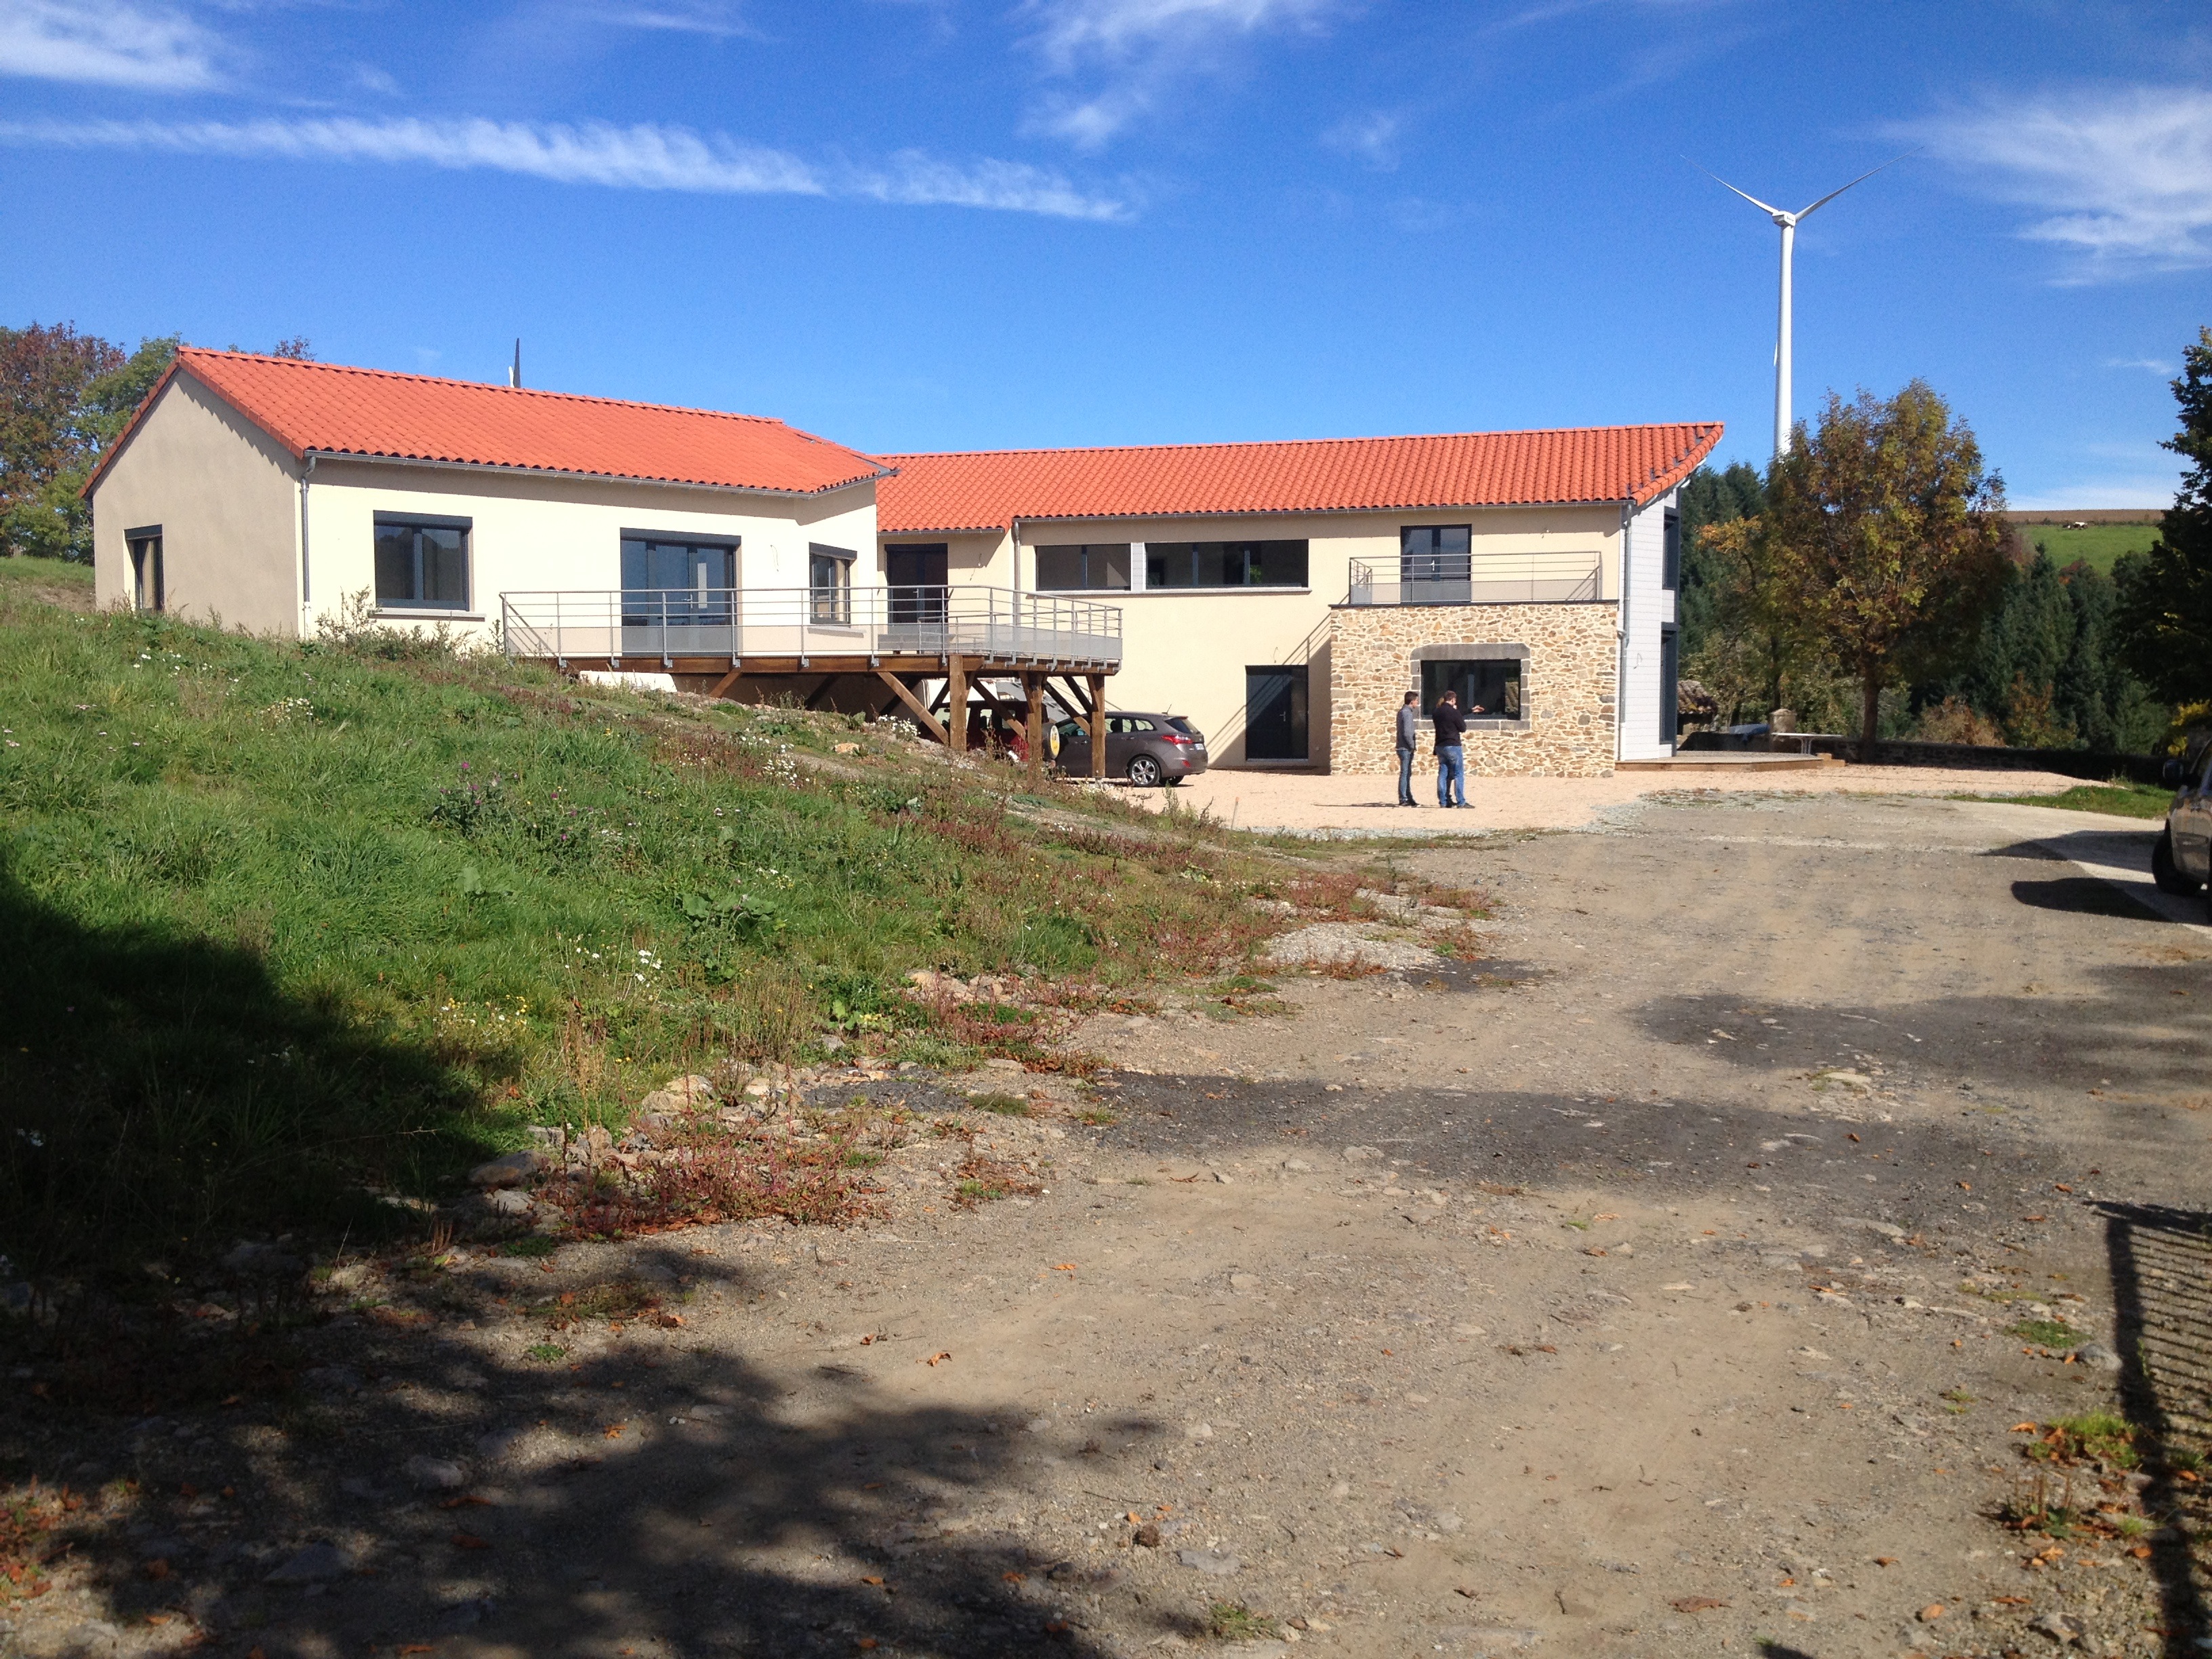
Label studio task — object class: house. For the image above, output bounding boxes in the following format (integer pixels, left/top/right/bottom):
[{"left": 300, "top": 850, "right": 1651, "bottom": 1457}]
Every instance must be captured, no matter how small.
[
  {"left": 87, "top": 348, "right": 889, "bottom": 643},
  {"left": 876, "top": 422, "right": 1721, "bottom": 774},
  {"left": 89, "top": 348, "right": 1718, "bottom": 776}
]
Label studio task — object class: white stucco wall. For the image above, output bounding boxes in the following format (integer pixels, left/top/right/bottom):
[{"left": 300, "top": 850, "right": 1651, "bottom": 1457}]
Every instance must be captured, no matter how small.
[{"left": 1615, "top": 488, "right": 1681, "bottom": 761}]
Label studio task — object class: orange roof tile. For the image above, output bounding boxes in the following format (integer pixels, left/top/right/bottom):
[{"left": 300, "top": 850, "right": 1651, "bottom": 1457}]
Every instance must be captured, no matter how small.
[
  {"left": 876, "top": 423, "right": 1723, "bottom": 533},
  {"left": 91, "top": 348, "right": 887, "bottom": 498}
]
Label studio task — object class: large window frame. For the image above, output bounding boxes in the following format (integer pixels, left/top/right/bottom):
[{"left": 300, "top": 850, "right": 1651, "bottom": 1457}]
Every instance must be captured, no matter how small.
[
  {"left": 1410, "top": 642, "right": 1531, "bottom": 730},
  {"left": 1034, "top": 543, "right": 1132, "bottom": 592},
  {"left": 126, "top": 524, "right": 164, "bottom": 613},
  {"left": 619, "top": 532, "right": 738, "bottom": 625},
  {"left": 1144, "top": 539, "right": 1308, "bottom": 590},
  {"left": 809, "top": 543, "right": 855, "bottom": 624},
  {"left": 373, "top": 512, "right": 472, "bottom": 613},
  {"left": 1400, "top": 525, "right": 1473, "bottom": 585}
]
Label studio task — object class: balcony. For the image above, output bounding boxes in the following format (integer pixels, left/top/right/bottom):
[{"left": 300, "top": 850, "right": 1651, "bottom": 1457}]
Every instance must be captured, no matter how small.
[
  {"left": 499, "top": 586, "right": 1124, "bottom": 672},
  {"left": 1343, "top": 552, "right": 1602, "bottom": 607}
]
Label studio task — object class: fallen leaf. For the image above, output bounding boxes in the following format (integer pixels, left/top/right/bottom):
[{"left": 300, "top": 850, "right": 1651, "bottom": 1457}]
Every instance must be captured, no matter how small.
[
  {"left": 1874, "top": 1557, "right": 1896, "bottom": 1567},
  {"left": 2053, "top": 1183, "right": 2073, "bottom": 1193},
  {"left": 926, "top": 1351, "right": 951, "bottom": 1366},
  {"left": 2023, "top": 1214, "right": 2047, "bottom": 1223},
  {"left": 450, "top": 1532, "right": 491, "bottom": 1550},
  {"left": 1918, "top": 1603, "right": 1946, "bottom": 1622},
  {"left": 603, "top": 1424, "right": 624, "bottom": 1439},
  {"left": 1779, "top": 1576, "right": 1796, "bottom": 1586},
  {"left": 861, "top": 1574, "right": 884, "bottom": 1586},
  {"left": 860, "top": 1334, "right": 877, "bottom": 1345},
  {"left": 1053, "top": 1264, "right": 1077, "bottom": 1272},
  {"left": 1847, "top": 1132, "right": 1861, "bottom": 1142},
  {"left": 1004, "top": 1570, "right": 1026, "bottom": 1583},
  {"left": 2011, "top": 1422, "right": 2040, "bottom": 1433},
  {"left": 399, "top": 1647, "right": 434, "bottom": 1656},
  {"left": 439, "top": 1494, "right": 491, "bottom": 1509},
  {"left": 2132, "top": 1545, "right": 2152, "bottom": 1559},
  {"left": 1454, "top": 1586, "right": 1477, "bottom": 1599},
  {"left": 146, "top": 1614, "right": 173, "bottom": 1626},
  {"left": 859, "top": 1643, "right": 878, "bottom": 1652},
  {"left": 1993, "top": 1595, "right": 2031, "bottom": 1606},
  {"left": 1957, "top": 1181, "right": 1972, "bottom": 1191},
  {"left": 1672, "top": 1596, "right": 1728, "bottom": 1612},
  {"left": 655, "top": 1312, "right": 686, "bottom": 1328}
]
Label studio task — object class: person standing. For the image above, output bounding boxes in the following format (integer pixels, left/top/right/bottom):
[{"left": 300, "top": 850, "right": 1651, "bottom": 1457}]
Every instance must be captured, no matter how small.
[
  {"left": 1432, "top": 688, "right": 1469, "bottom": 808},
  {"left": 1394, "top": 691, "right": 1420, "bottom": 806}
]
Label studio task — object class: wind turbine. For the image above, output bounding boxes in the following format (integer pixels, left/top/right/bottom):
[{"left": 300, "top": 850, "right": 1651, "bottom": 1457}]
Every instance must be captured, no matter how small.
[{"left": 1695, "top": 152, "right": 1916, "bottom": 461}]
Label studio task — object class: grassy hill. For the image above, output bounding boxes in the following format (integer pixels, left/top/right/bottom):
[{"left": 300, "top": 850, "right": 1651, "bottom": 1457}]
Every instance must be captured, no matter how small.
[
  {"left": 2020, "top": 521, "right": 2163, "bottom": 577},
  {"left": 0, "top": 562, "right": 1354, "bottom": 1285}
]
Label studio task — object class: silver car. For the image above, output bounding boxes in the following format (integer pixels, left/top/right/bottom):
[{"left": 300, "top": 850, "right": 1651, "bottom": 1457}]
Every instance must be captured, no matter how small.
[
  {"left": 1055, "top": 712, "right": 1208, "bottom": 787},
  {"left": 2153, "top": 741, "right": 2212, "bottom": 917}
]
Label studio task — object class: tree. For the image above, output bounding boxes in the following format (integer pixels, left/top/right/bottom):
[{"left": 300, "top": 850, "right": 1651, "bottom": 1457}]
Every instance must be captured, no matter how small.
[
  {"left": 0, "top": 330, "right": 177, "bottom": 562},
  {"left": 1746, "top": 381, "right": 2012, "bottom": 760},
  {"left": 2114, "top": 325, "right": 2212, "bottom": 707},
  {"left": 1675, "top": 461, "right": 1764, "bottom": 658}
]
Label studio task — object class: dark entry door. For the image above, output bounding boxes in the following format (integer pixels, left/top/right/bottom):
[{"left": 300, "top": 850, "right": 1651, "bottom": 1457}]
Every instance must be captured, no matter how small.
[
  {"left": 1245, "top": 665, "right": 1309, "bottom": 761},
  {"left": 1659, "top": 626, "right": 1680, "bottom": 746},
  {"left": 886, "top": 543, "right": 949, "bottom": 625}
]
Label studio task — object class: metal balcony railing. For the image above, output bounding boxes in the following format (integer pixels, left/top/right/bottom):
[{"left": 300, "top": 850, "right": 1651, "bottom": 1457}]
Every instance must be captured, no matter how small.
[
  {"left": 499, "top": 586, "right": 1124, "bottom": 670},
  {"left": 1344, "top": 552, "right": 1603, "bottom": 607}
]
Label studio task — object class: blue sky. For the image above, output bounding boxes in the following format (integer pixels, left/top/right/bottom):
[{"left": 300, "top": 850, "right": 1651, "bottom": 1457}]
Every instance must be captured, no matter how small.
[{"left": 1, "top": 0, "right": 2207, "bottom": 505}]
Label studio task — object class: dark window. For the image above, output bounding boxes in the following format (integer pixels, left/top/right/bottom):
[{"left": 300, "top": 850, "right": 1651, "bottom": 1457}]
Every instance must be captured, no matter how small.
[
  {"left": 1034, "top": 544, "right": 1132, "bottom": 591},
  {"left": 127, "top": 526, "right": 163, "bottom": 613},
  {"left": 373, "top": 514, "right": 470, "bottom": 610},
  {"left": 885, "top": 543, "right": 949, "bottom": 624},
  {"left": 620, "top": 535, "right": 736, "bottom": 623},
  {"left": 1245, "top": 665, "right": 1309, "bottom": 760},
  {"left": 1145, "top": 540, "right": 1307, "bottom": 589},
  {"left": 1662, "top": 509, "right": 1681, "bottom": 591},
  {"left": 1420, "top": 657, "right": 1522, "bottom": 721},
  {"left": 809, "top": 544, "right": 853, "bottom": 623},
  {"left": 1400, "top": 525, "right": 1472, "bottom": 583},
  {"left": 1659, "top": 626, "right": 1680, "bottom": 744}
]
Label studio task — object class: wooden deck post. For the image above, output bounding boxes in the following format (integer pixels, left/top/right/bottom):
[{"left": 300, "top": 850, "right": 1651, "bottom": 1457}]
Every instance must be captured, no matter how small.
[
  {"left": 1086, "top": 674, "right": 1107, "bottom": 779},
  {"left": 1024, "top": 672, "right": 1044, "bottom": 786},
  {"left": 946, "top": 655, "right": 967, "bottom": 752}
]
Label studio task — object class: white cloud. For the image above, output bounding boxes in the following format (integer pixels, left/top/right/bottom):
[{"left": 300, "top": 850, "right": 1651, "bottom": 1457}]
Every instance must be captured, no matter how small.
[
  {"left": 1321, "top": 110, "right": 1397, "bottom": 169},
  {"left": 1914, "top": 86, "right": 2212, "bottom": 277},
  {"left": 2009, "top": 476, "right": 2179, "bottom": 512},
  {"left": 0, "top": 114, "right": 1134, "bottom": 218},
  {"left": 574, "top": 1, "right": 752, "bottom": 36},
  {"left": 0, "top": 0, "right": 222, "bottom": 90},
  {"left": 1022, "top": 0, "right": 1338, "bottom": 148},
  {"left": 2106, "top": 356, "right": 2174, "bottom": 374}
]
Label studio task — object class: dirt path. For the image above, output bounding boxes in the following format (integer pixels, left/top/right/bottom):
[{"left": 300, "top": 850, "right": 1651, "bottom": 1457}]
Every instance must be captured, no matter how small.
[{"left": 7, "top": 795, "right": 2209, "bottom": 1659}]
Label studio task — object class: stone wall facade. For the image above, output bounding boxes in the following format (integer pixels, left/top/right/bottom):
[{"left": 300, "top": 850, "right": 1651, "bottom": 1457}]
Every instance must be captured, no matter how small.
[{"left": 1328, "top": 601, "right": 1619, "bottom": 776}]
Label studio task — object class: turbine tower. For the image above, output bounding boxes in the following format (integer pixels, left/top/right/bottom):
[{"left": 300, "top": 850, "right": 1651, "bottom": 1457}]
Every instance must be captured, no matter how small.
[{"left": 1696, "top": 153, "right": 1914, "bottom": 461}]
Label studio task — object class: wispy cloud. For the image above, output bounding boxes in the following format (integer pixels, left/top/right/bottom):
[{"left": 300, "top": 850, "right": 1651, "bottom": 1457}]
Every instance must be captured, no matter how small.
[
  {"left": 573, "top": 1, "right": 754, "bottom": 37},
  {"left": 1912, "top": 86, "right": 2212, "bottom": 278},
  {"left": 2106, "top": 356, "right": 2174, "bottom": 374},
  {"left": 1022, "top": 0, "right": 1338, "bottom": 149},
  {"left": 0, "top": 0, "right": 222, "bottom": 90},
  {"left": 0, "top": 114, "right": 1134, "bottom": 218},
  {"left": 1321, "top": 110, "right": 1397, "bottom": 170}
]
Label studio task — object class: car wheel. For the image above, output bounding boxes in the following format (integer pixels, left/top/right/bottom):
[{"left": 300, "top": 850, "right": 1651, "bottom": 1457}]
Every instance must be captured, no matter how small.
[
  {"left": 2152, "top": 828, "right": 2200, "bottom": 895},
  {"left": 1127, "top": 754, "right": 1164, "bottom": 787}
]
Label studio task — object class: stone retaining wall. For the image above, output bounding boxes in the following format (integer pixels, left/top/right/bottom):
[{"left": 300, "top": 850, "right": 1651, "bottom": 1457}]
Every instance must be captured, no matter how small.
[{"left": 1328, "top": 602, "right": 1619, "bottom": 776}]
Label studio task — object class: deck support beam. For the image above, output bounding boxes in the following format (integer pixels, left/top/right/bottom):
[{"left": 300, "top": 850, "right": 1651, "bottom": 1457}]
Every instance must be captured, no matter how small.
[
  {"left": 947, "top": 655, "right": 968, "bottom": 752},
  {"left": 874, "top": 670, "right": 947, "bottom": 744},
  {"left": 1087, "top": 674, "right": 1107, "bottom": 779},
  {"left": 1024, "top": 672, "right": 1044, "bottom": 787}
]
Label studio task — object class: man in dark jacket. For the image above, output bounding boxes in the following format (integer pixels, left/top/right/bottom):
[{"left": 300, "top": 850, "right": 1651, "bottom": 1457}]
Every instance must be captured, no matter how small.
[
  {"left": 1431, "top": 689, "right": 1469, "bottom": 808},
  {"left": 1394, "top": 691, "right": 1420, "bottom": 806}
]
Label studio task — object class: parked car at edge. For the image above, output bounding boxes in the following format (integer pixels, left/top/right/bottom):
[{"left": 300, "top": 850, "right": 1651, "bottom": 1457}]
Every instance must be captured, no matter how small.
[
  {"left": 1054, "top": 712, "right": 1208, "bottom": 787},
  {"left": 2152, "top": 740, "right": 2212, "bottom": 918}
]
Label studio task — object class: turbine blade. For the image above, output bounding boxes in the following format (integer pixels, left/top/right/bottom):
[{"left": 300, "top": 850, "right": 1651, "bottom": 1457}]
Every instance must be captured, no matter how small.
[
  {"left": 1685, "top": 158, "right": 1782, "bottom": 217},
  {"left": 1795, "top": 148, "right": 1922, "bottom": 218}
]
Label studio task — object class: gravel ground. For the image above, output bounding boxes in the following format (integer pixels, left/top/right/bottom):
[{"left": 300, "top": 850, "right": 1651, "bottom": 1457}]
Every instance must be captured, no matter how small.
[{"left": 4, "top": 793, "right": 2208, "bottom": 1659}]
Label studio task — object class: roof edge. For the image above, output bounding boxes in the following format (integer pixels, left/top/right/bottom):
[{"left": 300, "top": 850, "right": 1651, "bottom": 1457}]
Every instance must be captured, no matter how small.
[
  {"left": 306, "top": 447, "right": 889, "bottom": 499},
  {"left": 876, "top": 419, "right": 1725, "bottom": 467}
]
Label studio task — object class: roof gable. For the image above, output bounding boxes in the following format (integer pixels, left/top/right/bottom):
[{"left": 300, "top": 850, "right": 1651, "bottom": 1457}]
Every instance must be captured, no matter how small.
[
  {"left": 91, "top": 349, "right": 888, "bottom": 499},
  {"left": 876, "top": 423, "right": 1724, "bottom": 534}
]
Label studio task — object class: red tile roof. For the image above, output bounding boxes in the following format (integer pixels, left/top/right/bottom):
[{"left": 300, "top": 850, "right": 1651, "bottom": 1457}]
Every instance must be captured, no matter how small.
[
  {"left": 876, "top": 423, "right": 1723, "bottom": 533},
  {"left": 91, "top": 348, "right": 888, "bottom": 497}
]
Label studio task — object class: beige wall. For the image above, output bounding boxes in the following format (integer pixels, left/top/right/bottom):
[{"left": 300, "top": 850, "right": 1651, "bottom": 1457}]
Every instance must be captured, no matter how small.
[
  {"left": 879, "top": 504, "right": 1622, "bottom": 769},
  {"left": 302, "top": 461, "right": 878, "bottom": 647},
  {"left": 91, "top": 375, "right": 302, "bottom": 633}
]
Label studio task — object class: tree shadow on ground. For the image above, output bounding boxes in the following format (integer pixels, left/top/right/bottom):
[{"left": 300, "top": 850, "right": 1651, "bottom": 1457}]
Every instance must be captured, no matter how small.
[
  {"left": 0, "top": 862, "right": 489, "bottom": 1290},
  {"left": 2095, "top": 1202, "right": 2212, "bottom": 1654},
  {"left": 11, "top": 1236, "right": 1153, "bottom": 1658}
]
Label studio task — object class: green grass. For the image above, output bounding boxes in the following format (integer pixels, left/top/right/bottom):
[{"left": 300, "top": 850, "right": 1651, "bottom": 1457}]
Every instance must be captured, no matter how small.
[
  {"left": 0, "top": 587, "right": 1324, "bottom": 1285},
  {"left": 0, "top": 554, "right": 96, "bottom": 611},
  {"left": 1206, "top": 1602, "right": 1281, "bottom": 1641},
  {"left": 2012, "top": 1317, "right": 2083, "bottom": 1349},
  {"left": 2020, "top": 523, "right": 2161, "bottom": 577},
  {"left": 1961, "top": 779, "right": 2173, "bottom": 819}
]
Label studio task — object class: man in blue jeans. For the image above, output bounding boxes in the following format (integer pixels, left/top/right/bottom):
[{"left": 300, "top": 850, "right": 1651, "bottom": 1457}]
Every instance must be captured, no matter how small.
[
  {"left": 1395, "top": 691, "right": 1420, "bottom": 806},
  {"left": 1432, "top": 689, "right": 1469, "bottom": 808}
]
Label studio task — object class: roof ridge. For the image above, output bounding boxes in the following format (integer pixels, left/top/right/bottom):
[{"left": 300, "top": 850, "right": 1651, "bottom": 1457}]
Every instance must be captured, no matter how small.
[
  {"left": 177, "top": 346, "right": 793, "bottom": 432},
  {"left": 876, "top": 421, "right": 1723, "bottom": 464}
]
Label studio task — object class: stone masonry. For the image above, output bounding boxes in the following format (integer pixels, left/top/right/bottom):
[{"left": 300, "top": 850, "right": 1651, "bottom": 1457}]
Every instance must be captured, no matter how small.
[{"left": 1328, "top": 601, "right": 1619, "bottom": 776}]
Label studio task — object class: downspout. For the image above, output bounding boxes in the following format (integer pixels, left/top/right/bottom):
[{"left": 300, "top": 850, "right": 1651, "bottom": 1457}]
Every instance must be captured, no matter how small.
[{"left": 298, "top": 453, "right": 319, "bottom": 638}]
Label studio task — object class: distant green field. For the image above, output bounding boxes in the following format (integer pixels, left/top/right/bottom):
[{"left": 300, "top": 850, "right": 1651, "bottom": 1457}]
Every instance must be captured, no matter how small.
[{"left": 2017, "top": 522, "right": 2162, "bottom": 577}]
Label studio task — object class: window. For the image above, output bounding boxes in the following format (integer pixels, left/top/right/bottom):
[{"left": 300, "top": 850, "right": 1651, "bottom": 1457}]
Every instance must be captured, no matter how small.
[
  {"left": 1034, "top": 544, "right": 1132, "bottom": 591},
  {"left": 1659, "top": 626, "right": 1680, "bottom": 744},
  {"left": 809, "top": 544, "right": 853, "bottom": 623},
  {"left": 1420, "top": 657, "right": 1522, "bottom": 721},
  {"left": 1401, "top": 525, "right": 1472, "bottom": 584},
  {"left": 1245, "top": 666, "right": 1309, "bottom": 760},
  {"left": 1107, "top": 715, "right": 1158, "bottom": 735},
  {"left": 620, "top": 535, "right": 736, "bottom": 623},
  {"left": 126, "top": 526, "right": 163, "bottom": 613},
  {"left": 373, "top": 514, "right": 470, "bottom": 611},
  {"left": 1144, "top": 540, "right": 1307, "bottom": 589},
  {"left": 1662, "top": 509, "right": 1681, "bottom": 591}
]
